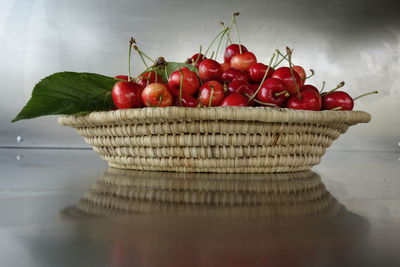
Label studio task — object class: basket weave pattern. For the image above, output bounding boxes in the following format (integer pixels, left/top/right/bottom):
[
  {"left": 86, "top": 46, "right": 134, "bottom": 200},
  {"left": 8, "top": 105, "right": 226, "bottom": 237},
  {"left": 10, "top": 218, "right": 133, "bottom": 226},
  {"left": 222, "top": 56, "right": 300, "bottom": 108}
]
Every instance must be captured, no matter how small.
[{"left": 58, "top": 107, "right": 371, "bottom": 173}]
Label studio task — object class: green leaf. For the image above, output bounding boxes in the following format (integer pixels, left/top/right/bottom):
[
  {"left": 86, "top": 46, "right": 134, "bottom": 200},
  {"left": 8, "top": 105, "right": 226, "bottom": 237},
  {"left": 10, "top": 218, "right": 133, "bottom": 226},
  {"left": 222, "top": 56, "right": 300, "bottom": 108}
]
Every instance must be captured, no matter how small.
[{"left": 12, "top": 72, "right": 116, "bottom": 122}]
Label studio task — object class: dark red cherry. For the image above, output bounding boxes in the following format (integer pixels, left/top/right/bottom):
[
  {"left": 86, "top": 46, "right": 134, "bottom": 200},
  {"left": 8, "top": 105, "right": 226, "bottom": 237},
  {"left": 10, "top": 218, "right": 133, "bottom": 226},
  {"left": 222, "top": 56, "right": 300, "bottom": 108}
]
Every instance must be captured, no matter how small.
[
  {"left": 168, "top": 67, "right": 199, "bottom": 96},
  {"left": 227, "top": 80, "right": 251, "bottom": 94},
  {"left": 220, "top": 93, "right": 248, "bottom": 107},
  {"left": 248, "top": 63, "right": 274, "bottom": 83},
  {"left": 115, "top": 75, "right": 130, "bottom": 81},
  {"left": 301, "top": 84, "right": 319, "bottom": 94},
  {"left": 224, "top": 44, "right": 248, "bottom": 63},
  {"left": 221, "top": 68, "right": 249, "bottom": 84},
  {"left": 137, "top": 71, "right": 163, "bottom": 88},
  {"left": 198, "top": 59, "right": 222, "bottom": 82},
  {"left": 286, "top": 89, "right": 321, "bottom": 111},
  {"left": 256, "top": 78, "right": 289, "bottom": 107},
  {"left": 230, "top": 52, "right": 257, "bottom": 72},
  {"left": 174, "top": 94, "right": 199, "bottom": 107},
  {"left": 322, "top": 91, "right": 354, "bottom": 110},
  {"left": 190, "top": 53, "right": 206, "bottom": 68},
  {"left": 112, "top": 81, "right": 143, "bottom": 109},
  {"left": 271, "top": 67, "right": 302, "bottom": 95},
  {"left": 197, "top": 81, "right": 225, "bottom": 106},
  {"left": 292, "top": 65, "right": 306, "bottom": 86}
]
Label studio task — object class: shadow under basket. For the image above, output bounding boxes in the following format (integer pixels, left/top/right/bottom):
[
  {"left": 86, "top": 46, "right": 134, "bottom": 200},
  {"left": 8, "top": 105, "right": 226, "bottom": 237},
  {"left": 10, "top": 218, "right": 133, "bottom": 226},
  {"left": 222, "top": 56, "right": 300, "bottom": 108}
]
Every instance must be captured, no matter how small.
[{"left": 58, "top": 107, "right": 371, "bottom": 173}]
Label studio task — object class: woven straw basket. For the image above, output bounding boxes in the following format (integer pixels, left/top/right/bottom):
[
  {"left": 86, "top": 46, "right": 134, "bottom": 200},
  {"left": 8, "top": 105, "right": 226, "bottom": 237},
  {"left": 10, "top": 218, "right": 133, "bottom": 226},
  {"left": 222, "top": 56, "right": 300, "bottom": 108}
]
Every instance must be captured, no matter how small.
[{"left": 58, "top": 107, "right": 371, "bottom": 173}]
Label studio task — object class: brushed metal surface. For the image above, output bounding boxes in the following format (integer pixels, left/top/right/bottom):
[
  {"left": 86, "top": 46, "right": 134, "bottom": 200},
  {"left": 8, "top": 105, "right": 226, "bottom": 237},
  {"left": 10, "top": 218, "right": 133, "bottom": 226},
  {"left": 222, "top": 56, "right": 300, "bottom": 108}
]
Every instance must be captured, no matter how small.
[{"left": 1, "top": 0, "right": 399, "bottom": 150}]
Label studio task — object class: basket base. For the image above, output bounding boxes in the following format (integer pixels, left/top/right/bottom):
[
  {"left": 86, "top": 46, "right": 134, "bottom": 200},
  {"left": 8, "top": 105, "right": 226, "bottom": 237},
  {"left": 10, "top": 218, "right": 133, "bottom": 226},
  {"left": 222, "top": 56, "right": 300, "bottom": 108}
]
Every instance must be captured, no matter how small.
[{"left": 108, "top": 163, "right": 313, "bottom": 173}]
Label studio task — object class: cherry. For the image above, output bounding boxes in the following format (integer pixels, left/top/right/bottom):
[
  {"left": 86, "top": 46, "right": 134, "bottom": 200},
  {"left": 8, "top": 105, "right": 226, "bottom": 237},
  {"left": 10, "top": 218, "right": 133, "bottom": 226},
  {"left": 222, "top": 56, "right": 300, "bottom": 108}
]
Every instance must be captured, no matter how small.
[
  {"left": 190, "top": 53, "right": 205, "bottom": 68},
  {"left": 198, "top": 81, "right": 225, "bottom": 106},
  {"left": 256, "top": 78, "right": 289, "bottom": 107},
  {"left": 198, "top": 59, "right": 222, "bottom": 82},
  {"left": 112, "top": 81, "right": 143, "bottom": 109},
  {"left": 142, "top": 83, "right": 173, "bottom": 107},
  {"left": 301, "top": 84, "right": 319, "bottom": 94},
  {"left": 248, "top": 63, "right": 275, "bottom": 83},
  {"left": 230, "top": 52, "right": 257, "bottom": 72},
  {"left": 168, "top": 67, "right": 199, "bottom": 96},
  {"left": 173, "top": 94, "right": 199, "bottom": 107},
  {"left": 221, "top": 68, "right": 249, "bottom": 84},
  {"left": 115, "top": 75, "right": 130, "bottom": 81},
  {"left": 292, "top": 65, "right": 306, "bottom": 86},
  {"left": 220, "top": 62, "right": 231, "bottom": 72},
  {"left": 322, "top": 91, "right": 353, "bottom": 110},
  {"left": 137, "top": 71, "right": 163, "bottom": 88},
  {"left": 286, "top": 89, "right": 321, "bottom": 111},
  {"left": 224, "top": 44, "right": 248, "bottom": 63},
  {"left": 271, "top": 67, "right": 301, "bottom": 95},
  {"left": 220, "top": 93, "right": 248, "bottom": 106},
  {"left": 227, "top": 80, "right": 251, "bottom": 94}
]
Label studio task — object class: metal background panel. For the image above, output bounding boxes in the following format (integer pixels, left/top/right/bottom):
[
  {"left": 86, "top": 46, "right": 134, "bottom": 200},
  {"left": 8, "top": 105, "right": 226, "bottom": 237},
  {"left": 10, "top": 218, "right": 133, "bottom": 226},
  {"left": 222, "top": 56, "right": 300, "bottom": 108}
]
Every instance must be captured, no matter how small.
[{"left": 1, "top": 0, "right": 399, "bottom": 151}]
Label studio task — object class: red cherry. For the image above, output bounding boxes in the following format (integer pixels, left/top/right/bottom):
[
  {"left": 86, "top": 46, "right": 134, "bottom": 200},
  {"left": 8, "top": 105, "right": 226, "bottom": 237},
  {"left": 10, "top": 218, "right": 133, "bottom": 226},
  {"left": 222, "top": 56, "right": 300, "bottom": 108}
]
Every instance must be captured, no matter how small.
[
  {"left": 198, "top": 81, "right": 225, "bottom": 106},
  {"left": 173, "top": 94, "right": 199, "bottom": 107},
  {"left": 248, "top": 63, "right": 275, "bottom": 83},
  {"left": 227, "top": 80, "right": 251, "bottom": 94},
  {"left": 198, "top": 59, "right": 222, "bottom": 82},
  {"left": 112, "top": 81, "right": 143, "bottom": 109},
  {"left": 322, "top": 91, "right": 354, "bottom": 110},
  {"left": 286, "top": 89, "right": 322, "bottom": 111},
  {"left": 230, "top": 52, "right": 257, "bottom": 72},
  {"left": 190, "top": 53, "right": 205, "bottom": 68},
  {"left": 137, "top": 71, "right": 163, "bottom": 88},
  {"left": 115, "top": 75, "right": 131, "bottom": 81},
  {"left": 220, "top": 93, "right": 248, "bottom": 107},
  {"left": 168, "top": 67, "right": 199, "bottom": 96},
  {"left": 221, "top": 68, "right": 249, "bottom": 84},
  {"left": 301, "top": 84, "right": 319, "bottom": 94},
  {"left": 142, "top": 83, "right": 173, "bottom": 107},
  {"left": 271, "top": 67, "right": 301, "bottom": 95},
  {"left": 292, "top": 65, "right": 306, "bottom": 86},
  {"left": 224, "top": 44, "right": 248, "bottom": 63},
  {"left": 256, "top": 78, "right": 289, "bottom": 107},
  {"left": 220, "top": 62, "right": 231, "bottom": 72}
]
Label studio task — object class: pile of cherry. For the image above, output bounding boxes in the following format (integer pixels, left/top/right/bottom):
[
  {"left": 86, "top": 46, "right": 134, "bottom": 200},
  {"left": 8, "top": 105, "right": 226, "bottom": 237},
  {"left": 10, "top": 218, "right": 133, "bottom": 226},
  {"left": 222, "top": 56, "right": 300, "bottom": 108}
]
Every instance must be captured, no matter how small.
[{"left": 112, "top": 15, "right": 376, "bottom": 111}]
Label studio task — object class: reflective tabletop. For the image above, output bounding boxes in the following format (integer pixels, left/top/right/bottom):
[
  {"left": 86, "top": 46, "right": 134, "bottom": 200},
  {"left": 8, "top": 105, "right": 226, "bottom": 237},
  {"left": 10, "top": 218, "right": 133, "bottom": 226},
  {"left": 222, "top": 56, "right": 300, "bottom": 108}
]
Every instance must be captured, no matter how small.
[{"left": 0, "top": 149, "right": 399, "bottom": 267}]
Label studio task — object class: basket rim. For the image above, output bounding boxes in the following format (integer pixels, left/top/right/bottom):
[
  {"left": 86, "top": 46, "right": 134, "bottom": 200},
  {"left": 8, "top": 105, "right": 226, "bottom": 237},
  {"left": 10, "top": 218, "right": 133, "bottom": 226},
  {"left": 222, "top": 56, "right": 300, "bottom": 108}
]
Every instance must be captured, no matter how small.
[{"left": 58, "top": 106, "right": 371, "bottom": 127}]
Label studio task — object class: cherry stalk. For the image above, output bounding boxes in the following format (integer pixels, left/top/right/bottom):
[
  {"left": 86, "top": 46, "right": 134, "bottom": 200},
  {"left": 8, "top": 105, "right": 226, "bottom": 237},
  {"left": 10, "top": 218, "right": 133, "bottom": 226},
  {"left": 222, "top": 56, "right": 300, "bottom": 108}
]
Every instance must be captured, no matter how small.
[{"left": 248, "top": 52, "right": 276, "bottom": 102}]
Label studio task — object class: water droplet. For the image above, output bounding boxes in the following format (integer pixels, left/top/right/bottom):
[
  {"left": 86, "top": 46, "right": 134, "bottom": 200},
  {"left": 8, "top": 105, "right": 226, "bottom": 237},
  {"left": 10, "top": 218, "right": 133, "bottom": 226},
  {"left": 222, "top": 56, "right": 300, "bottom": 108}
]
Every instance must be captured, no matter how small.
[
  {"left": 16, "top": 154, "right": 23, "bottom": 160},
  {"left": 17, "top": 136, "right": 23, "bottom": 143}
]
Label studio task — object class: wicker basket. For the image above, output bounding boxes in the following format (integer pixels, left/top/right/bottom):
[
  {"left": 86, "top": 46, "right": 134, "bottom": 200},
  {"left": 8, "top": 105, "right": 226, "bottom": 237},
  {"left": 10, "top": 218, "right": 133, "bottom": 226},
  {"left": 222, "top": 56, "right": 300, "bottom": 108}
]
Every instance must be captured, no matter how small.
[{"left": 58, "top": 107, "right": 371, "bottom": 173}]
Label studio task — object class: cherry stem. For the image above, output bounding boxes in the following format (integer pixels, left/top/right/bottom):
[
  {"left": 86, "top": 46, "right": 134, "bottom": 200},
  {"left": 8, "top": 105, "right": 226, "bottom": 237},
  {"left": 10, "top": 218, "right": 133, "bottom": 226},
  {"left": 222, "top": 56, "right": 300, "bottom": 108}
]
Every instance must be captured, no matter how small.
[
  {"left": 215, "top": 27, "right": 228, "bottom": 60},
  {"left": 232, "top": 12, "right": 242, "bottom": 54},
  {"left": 210, "top": 51, "right": 215, "bottom": 59},
  {"left": 221, "top": 21, "right": 233, "bottom": 45},
  {"left": 322, "top": 81, "right": 345, "bottom": 95},
  {"left": 353, "top": 91, "right": 378, "bottom": 101},
  {"left": 306, "top": 69, "right": 315, "bottom": 79},
  {"left": 320, "top": 81, "right": 326, "bottom": 93},
  {"left": 147, "top": 95, "right": 164, "bottom": 107},
  {"left": 205, "top": 28, "right": 229, "bottom": 58},
  {"left": 209, "top": 85, "right": 215, "bottom": 107},
  {"left": 225, "top": 14, "right": 235, "bottom": 48},
  {"left": 192, "top": 45, "right": 202, "bottom": 67},
  {"left": 127, "top": 38, "right": 135, "bottom": 82},
  {"left": 248, "top": 52, "right": 276, "bottom": 103},
  {"left": 164, "top": 64, "right": 169, "bottom": 81},
  {"left": 273, "top": 49, "right": 289, "bottom": 68},
  {"left": 275, "top": 91, "right": 290, "bottom": 97},
  {"left": 330, "top": 107, "right": 342, "bottom": 111},
  {"left": 178, "top": 69, "right": 184, "bottom": 106},
  {"left": 286, "top": 47, "right": 301, "bottom": 99},
  {"left": 134, "top": 45, "right": 156, "bottom": 67}
]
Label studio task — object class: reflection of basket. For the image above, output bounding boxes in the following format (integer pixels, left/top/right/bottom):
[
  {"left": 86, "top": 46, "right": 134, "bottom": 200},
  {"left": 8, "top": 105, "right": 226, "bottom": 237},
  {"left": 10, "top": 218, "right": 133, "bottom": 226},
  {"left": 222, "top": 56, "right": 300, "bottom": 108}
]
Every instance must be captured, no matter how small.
[
  {"left": 64, "top": 169, "right": 345, "bottom": 220},
  {"left": 58, "top": 107, "right": 371, "bottom": 173}
]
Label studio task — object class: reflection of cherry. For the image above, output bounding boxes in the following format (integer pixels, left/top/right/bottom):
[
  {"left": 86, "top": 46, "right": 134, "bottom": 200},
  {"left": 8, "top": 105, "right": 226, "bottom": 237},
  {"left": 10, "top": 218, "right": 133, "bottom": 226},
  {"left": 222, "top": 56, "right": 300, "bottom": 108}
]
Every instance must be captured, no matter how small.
[
  {"left": 256, "top": 78, "right": 289, "bottom": 107},
  {"left": 198, "top": 59, "right": 222, "bottom": 82},
  {"left": 287, "top": 89, "right": 321, "bottom": 111},
  {"left": 220, "top": 93, "right": 248, "bottom": 106}
]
